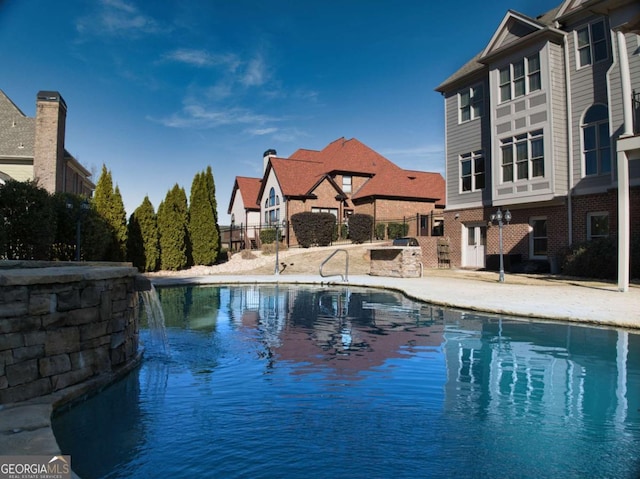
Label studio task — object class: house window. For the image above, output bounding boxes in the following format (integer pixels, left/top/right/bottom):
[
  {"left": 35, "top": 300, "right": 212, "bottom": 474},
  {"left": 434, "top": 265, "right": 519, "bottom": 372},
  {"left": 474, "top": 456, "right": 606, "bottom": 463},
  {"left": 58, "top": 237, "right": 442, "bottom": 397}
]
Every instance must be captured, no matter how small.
[
  {"left": 500, "top": 130, "right": 544, "bottom": 182},
  {"left": 582, "top": 104, "right": 611, "bottom": 176},
  {"left": 530, "top": 218, "right": 548, "bottom": 258},
  {"left": 268, "top": 187, "right": 277, "bottom": 207},
  {"left": 460, "top": 151, "right": 485, "bottom": 192},
  {"left": 576, "top": 19, "right": 607, "bottom": 68},
  {"left": 587, "top": 212, "right": 609, "bottom": 240},
  {"left": 459, "top": 85, "right": 483, "bottom": 122},
  {"left": 499, "top": 53, "right": 541, "bottom": 103},
  {"left": 311, "top": 207, "right": 338, "bottom": 218},
  {"left": 342, "top": 175, "right": 352, "bottom": 193}
]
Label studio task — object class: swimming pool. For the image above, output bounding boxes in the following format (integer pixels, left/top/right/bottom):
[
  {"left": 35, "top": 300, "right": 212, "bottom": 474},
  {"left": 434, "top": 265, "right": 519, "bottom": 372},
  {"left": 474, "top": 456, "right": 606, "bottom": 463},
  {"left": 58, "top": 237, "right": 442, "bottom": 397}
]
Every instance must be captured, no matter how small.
[{"left": 53, "top": 284, "right": 640, "bottom": 478}]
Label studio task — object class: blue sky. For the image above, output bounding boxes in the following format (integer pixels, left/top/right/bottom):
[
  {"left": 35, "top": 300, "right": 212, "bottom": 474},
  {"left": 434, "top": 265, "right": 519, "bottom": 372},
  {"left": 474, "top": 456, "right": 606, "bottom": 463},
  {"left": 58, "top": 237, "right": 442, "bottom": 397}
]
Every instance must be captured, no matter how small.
[{"left": 0, "top": 0, "right": 561, "bottom": 222}]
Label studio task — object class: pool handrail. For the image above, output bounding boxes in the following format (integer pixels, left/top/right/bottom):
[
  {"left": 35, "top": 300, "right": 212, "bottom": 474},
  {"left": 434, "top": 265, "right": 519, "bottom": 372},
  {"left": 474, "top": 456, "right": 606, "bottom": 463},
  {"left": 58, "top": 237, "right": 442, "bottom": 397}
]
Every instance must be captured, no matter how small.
[{"left": 319, "top": 249, "right": 349, "bottom": 282}]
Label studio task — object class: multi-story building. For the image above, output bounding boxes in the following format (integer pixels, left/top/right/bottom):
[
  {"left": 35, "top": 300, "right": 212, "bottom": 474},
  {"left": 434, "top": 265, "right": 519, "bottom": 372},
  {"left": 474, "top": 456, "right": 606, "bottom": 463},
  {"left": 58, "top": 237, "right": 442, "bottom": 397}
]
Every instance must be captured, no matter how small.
[
  {"left": 435, "top": 0, "right": 639, "bottom": 290},
  {"left": 0, "top": 89, "right": 94, "bottom": 196}
]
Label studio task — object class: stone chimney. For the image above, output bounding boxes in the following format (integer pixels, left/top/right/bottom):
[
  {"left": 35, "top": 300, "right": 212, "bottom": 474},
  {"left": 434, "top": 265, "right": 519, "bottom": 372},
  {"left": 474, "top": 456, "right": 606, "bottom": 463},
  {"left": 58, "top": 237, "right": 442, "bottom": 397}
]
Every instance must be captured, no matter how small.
[
  {"left": 34, "top": 91, "right": 67, "bottom": 193},
  {"left": 263, "top": 149, "right": 277, "bottom": 174}
]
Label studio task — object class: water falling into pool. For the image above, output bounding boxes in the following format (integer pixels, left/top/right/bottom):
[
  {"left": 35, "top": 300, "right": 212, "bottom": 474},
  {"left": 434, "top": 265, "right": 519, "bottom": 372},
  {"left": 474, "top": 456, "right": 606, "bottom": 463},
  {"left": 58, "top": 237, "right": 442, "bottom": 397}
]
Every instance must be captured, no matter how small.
[
  {"left": 53, "top": 285, "right": 640, "bottom": 479},
  {"left": 138, "top": 284, "right": 169, "bottom": 355}
]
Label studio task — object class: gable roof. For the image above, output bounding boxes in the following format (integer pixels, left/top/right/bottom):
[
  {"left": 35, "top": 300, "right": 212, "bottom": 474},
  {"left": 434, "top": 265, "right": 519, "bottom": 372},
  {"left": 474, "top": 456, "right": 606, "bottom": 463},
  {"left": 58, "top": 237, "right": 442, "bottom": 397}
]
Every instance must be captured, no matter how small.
[
  {"left": 0, "top": 89, "right": 35, "bottom": 158},
  {"left": 228, "top": 176, "right": 262, "bottom": 213},
  {"left": 481, "top": 10, "right": 548, "bottom": 58},
  {"left": 435, "top": 4, "right": 563, "bottom": 93},
  {"left": 353, "top": 169, "right": 445, "bottom": 206},
  {"left": 255, "top": 137, "right": 444, "bottom": 205}
]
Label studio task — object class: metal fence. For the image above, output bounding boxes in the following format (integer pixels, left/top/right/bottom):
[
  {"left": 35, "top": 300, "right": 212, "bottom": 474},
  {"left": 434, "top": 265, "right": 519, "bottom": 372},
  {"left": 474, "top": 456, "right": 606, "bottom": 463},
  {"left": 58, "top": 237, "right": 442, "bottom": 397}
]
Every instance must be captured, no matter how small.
[{"left": 221, "top": 213, "right": 444, "bottom": 251}]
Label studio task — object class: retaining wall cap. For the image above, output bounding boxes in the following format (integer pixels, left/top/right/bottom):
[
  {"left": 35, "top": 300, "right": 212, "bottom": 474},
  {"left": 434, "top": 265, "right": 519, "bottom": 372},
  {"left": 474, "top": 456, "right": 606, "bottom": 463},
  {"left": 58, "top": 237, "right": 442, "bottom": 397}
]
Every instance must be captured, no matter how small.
[{"left": 0, "top": 266, "right": 139, "bottom": 286}]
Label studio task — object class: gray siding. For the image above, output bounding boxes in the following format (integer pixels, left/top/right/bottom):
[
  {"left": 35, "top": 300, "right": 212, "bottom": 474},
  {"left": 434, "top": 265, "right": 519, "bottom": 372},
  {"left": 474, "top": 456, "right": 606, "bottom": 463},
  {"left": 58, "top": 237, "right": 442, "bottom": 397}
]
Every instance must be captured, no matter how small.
[
  {"left": 489, "top": 42, "right": 560, "bottom": 205},
  {"left": 549, "top": 41, "right": 568, "bottom": 196},
  {"left": 566, "top": 15, "right": 616, "bottom": 193},
  {"left": 443, "top": 77, "right": 491, "bottom": 209}
]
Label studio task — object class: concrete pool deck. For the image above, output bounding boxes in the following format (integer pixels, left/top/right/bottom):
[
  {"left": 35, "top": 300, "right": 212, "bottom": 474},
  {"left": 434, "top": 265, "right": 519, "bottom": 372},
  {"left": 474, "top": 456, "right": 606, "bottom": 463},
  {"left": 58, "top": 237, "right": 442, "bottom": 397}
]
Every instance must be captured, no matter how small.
[{"left": 1, "top": 269, "right": 638, "bottom": 473}]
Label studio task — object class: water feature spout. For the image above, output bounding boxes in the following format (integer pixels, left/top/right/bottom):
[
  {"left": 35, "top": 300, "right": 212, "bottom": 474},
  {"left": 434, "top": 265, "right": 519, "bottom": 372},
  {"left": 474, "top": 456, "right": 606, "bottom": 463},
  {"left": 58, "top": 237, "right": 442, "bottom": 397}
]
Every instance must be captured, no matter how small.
[{"left": 138, "top": 282, "right": 169, "bottom": 355}]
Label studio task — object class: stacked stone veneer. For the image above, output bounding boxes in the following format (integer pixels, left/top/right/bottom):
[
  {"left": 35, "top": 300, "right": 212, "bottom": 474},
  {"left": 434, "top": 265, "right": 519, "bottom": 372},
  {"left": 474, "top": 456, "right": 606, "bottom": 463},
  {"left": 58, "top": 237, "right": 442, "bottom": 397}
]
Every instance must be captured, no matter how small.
[
  {"left": 0, "top": 263, "right": 141, "bottom": 404},
  {"left": 370, "top": 246, "right": 422, "bottom": 278}
]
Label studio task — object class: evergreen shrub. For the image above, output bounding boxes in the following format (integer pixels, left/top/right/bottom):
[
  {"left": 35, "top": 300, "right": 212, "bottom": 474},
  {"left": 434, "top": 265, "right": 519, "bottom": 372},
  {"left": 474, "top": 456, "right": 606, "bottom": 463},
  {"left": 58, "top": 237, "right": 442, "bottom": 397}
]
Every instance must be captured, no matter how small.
[
  {"left": 348, "top": 214, "right": 373, "bottom": 244},
  {"left": 291, "top": 212, "right": 335, "bottom": 247},
  {"left": 387, "top": 222, "right": 409, "bottom": 239}
]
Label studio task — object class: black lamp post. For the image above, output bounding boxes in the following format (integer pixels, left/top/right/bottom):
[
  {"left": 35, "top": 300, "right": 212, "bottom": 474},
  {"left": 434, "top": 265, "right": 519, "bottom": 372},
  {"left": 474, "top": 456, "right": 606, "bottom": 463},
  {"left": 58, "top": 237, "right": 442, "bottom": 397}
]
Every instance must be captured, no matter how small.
[
  {"left": 490, "top": 208, "right": 512, "bottom": 283},
  {"left": 66, "top": 199, "right": 90, "bottom": 261},
  {"left": 229, "top": 217, "right": 235, "bottom": 252},
  {"left": 274, "top": 219, "right": 286, "bottom": 276}
]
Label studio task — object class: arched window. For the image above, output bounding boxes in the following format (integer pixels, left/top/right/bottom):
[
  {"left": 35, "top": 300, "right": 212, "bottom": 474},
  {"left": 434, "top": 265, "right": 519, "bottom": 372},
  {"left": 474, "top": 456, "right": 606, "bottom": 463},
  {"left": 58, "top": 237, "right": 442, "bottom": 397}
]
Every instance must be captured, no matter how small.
[
  {"left": 269, "top": 187, "right": 276, "bottom": 207},
  {"left": 582, "top": 104, "right": 610, "bottom": 176}
]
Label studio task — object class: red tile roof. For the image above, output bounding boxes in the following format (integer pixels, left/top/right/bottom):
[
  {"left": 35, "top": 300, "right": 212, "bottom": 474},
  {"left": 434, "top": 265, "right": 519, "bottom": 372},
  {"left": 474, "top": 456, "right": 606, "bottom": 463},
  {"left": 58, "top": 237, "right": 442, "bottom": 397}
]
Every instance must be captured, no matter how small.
[
  {"left": 229, "top": 176, "right": 262, "bottom": 212},
  {"left": 254, "top": 137, "right": 444, "bottom": 206}
]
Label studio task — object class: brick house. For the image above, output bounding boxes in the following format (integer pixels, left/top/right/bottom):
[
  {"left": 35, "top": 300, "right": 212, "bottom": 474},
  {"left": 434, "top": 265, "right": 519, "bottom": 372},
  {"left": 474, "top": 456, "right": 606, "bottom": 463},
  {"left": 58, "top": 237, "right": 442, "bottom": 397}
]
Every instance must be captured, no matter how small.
[
  {"left": 228, "top": 137, "right": 445, "bottom": 248},
  {"left": 0, "top": 90, "right": 94, "bottom": 196},
  {"left": 435, "top": 0, "right": 640, "bottom": 288}
]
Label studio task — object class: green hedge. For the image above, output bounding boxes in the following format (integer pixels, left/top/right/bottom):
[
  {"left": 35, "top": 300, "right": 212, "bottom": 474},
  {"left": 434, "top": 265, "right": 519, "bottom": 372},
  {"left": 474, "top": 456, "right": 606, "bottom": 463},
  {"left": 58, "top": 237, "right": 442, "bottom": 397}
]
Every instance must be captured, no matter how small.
[
  {"left": 348, "top": 214, "right": 373, "bottom": 244},
  {"left": 387, "top": 222, "right": 409, "bottom": 239},
  {"left": 291, "top": 212, "right": 336, "bottom": 247},
  {"left": 260, "top": 228, "right": 277, "bottom": 245}
]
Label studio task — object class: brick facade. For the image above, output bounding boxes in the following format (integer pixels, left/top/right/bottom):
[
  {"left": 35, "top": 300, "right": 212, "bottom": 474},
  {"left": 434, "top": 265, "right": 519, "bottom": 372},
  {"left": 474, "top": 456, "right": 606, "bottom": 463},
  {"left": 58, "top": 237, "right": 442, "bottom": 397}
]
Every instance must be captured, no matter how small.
[{"left": 443, "top": 187, "right": 640, "bottom": 270}]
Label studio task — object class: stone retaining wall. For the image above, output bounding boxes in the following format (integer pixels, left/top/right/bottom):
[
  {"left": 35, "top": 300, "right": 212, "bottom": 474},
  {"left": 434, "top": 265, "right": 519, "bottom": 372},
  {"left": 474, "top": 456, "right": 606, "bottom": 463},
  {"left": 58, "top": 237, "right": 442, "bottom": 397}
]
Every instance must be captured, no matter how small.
[{"left": 0, "top": 263, "right": 141, "bottom": 404}]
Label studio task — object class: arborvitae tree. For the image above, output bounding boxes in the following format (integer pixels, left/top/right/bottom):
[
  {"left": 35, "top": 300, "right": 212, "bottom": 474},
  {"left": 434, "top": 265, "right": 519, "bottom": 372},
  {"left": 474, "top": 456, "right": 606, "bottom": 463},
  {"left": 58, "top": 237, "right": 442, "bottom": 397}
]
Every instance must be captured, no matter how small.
[
  {"left": 203, "top": 166, "right": 221, "bottom": 259},
  {"left": 189, "top": 170, "right": 217, "bottom": 265},
  {"left": 112, "top": 186, "right": 128, "bottom": 260},
  {"left": 93, "top": 164, "right": 127, "bottom": 261},
  {"left": 128, "top": 196, "right": 159, "bottom": 272},
  {"left": 157, "top": 184, "right": 189, "bottom": 270}
]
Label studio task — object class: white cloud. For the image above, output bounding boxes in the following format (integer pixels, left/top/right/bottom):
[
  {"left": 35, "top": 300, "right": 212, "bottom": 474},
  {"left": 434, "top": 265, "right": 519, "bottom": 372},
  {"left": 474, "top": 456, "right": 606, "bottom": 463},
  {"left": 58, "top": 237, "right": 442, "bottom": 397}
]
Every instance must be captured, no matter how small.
[
  {"left": 150, "top": 103, "right": 278, "bottom": 129},
  {"left": 163, "top": 49, "right": 240, "bottom": 70},
  {"left": 241, "top": 54, "right": 268, "bottom": 87},
  {"left": 246, "top": 127, "right": 279, "bottom": 136},
  {"left": 76, "top": 0, "right": 164, "bottom": 37}
]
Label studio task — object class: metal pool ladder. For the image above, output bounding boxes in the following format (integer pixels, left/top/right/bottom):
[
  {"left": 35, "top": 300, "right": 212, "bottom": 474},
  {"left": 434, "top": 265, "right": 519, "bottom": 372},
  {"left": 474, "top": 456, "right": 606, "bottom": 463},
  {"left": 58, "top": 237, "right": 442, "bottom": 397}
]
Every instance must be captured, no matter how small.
[{"left": 319, "top": 249, "right": 349, "bottom": 282}]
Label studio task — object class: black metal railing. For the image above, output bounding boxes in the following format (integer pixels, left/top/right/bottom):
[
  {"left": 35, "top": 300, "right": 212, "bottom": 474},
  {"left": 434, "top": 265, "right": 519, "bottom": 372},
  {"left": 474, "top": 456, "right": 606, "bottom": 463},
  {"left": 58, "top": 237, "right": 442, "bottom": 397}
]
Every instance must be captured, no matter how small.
[{"left": 221, "top": 214, "right": 444, "bottom": 251}]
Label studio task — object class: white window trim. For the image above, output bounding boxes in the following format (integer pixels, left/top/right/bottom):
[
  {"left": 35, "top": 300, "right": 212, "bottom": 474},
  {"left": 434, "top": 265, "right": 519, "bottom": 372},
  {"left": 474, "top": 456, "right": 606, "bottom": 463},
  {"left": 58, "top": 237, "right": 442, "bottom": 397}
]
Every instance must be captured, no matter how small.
[
  {"left": 459, "top": 150, "right": 485, "bottom": 193},
  {"left": 587, "top": 211, "right": 609, "bottom": 240},
  {"left": 529, "top": 216, "right": 548, "bottom": 259},
  {"left": 458, "top": 84, "right": 483, "bottom": 123},
  {"left": 498, "top": 53, "right": 542, "bottom": 104},
  {"left": 500, "top": 130, "right": 545, "bottom": 183},
  {"left": 575, "top": 19, "right": 608, "bottom": 69},
  {"left": 580, "top": 105, "right": 611, "bottom": 177}
]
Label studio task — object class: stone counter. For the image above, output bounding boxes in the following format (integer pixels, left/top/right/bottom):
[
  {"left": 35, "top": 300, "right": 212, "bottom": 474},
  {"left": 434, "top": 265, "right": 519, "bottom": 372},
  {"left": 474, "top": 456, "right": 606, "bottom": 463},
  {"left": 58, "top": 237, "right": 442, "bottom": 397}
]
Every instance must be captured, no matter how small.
[{"left": 369, "top": 246, "right": 422, "bottom": 278}]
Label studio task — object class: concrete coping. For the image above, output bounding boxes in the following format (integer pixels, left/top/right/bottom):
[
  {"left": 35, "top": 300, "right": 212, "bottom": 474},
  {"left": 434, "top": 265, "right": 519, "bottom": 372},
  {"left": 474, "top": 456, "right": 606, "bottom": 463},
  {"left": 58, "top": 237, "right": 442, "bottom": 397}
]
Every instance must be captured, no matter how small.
[{"left": 0, "top": 262, "right": 140, "bottom": 286}]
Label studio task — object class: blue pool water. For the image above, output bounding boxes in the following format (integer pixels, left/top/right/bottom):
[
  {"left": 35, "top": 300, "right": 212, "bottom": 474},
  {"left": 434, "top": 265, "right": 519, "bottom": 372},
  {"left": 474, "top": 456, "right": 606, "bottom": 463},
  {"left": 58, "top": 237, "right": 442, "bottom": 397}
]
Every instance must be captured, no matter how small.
[{"left": 53, "top": 285, "right": 640, "bottom": 478}]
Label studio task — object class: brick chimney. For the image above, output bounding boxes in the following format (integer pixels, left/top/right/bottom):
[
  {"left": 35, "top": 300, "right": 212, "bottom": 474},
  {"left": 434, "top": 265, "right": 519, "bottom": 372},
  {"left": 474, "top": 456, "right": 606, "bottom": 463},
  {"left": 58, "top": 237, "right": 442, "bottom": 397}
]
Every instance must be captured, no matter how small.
[{"left": 34, "top": 91, "right": 67, "bottom": 193}]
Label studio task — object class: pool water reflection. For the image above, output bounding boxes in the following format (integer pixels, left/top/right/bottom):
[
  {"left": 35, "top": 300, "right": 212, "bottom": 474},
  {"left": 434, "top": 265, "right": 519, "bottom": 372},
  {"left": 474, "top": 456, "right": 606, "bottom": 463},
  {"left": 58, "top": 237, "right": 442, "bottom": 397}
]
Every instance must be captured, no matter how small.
[{"left": 53, "top": 285, "right": 640, "bottom": 479}]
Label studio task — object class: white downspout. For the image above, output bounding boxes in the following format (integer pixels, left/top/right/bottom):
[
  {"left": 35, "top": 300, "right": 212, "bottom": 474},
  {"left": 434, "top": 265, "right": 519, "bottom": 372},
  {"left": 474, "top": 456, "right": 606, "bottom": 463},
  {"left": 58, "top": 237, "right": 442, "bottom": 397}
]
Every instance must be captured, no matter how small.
[
  {"left": 563, "top": 34, "right": 574, "bottom": 246},
  {"left": 615, "top": 30, "right": 632, "bottom": 292}
]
